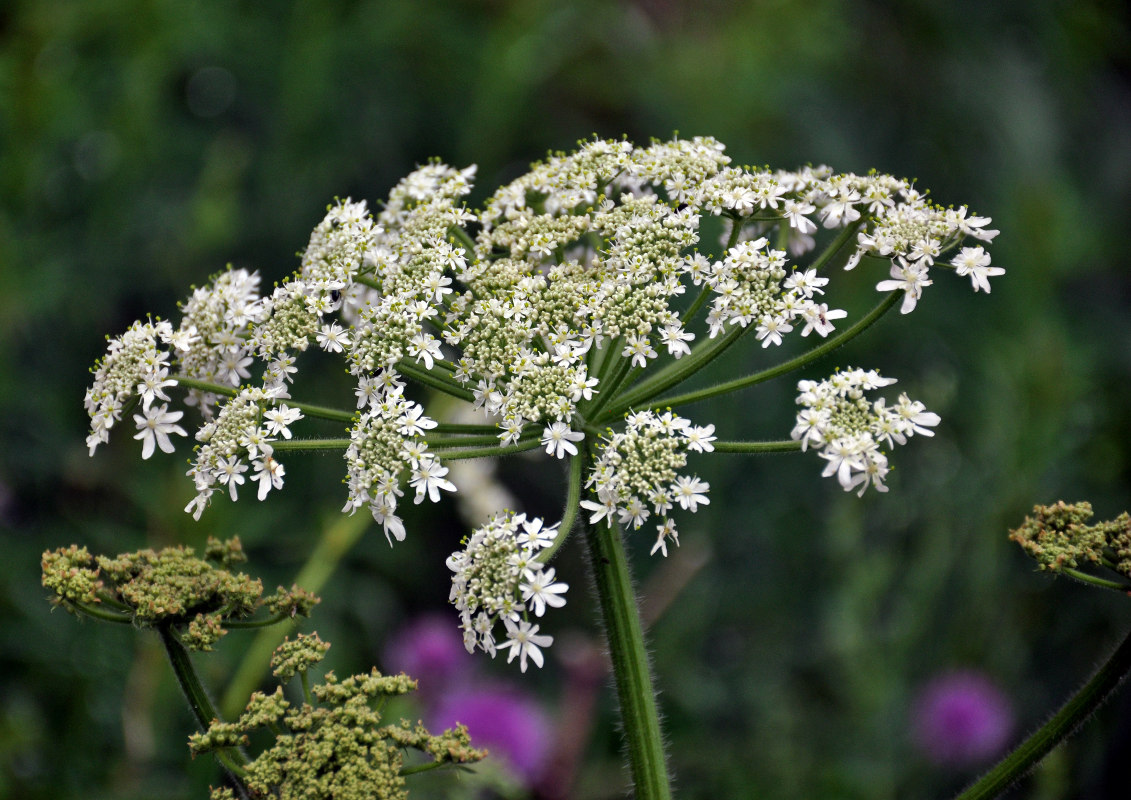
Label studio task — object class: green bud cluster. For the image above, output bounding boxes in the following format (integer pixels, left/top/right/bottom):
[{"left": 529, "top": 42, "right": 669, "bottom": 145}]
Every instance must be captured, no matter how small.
[
  {"left": 41, "top": 537, "right": 319, "bottom": 650},
  {"left": 1010, "top": 501, "right": 1131, "bottom": 578}
]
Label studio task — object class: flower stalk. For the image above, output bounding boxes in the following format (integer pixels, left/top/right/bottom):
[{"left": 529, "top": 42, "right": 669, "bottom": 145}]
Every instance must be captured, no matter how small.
[{"left": 585, "top": 512, "right": 672, "bottom": 800}]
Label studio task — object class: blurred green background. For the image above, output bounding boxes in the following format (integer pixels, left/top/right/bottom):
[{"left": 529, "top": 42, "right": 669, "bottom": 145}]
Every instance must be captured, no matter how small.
[{"left": 3, "top": 0, "right": 1131, "bottom": 797}]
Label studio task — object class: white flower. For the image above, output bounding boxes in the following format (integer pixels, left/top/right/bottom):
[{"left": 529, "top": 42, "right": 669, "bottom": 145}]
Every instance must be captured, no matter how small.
[
  {"left": 499, "top": 618, "right": 553, "bottom": 672},
  {"left": 409, "top": 332, "right": 443, "bottom": 369},
  {"left": 541, "top": 422, "right": 584, "bottom": 459},
  {"left": 520, "top": 567, "right": 569, "bottom": 617},
  {"left": 682, "top": 424, "right": 717, "bottom": 453},
  {"left": 951, "top": 246, "right": 1003, "bottom": 293},
  {"left": 316, "top": 323, "right": 351, "bottom": 353},
  {"left": 517, "top": 516, "right": 559, "bottom": 550},
  {"left": 672, "top": 475, "right": 710, "bottom": 512},
  {"left": 659, "top": 324, "right": 694, "bottom": 358},
  {"left": 136, "top": 367, "right": 178, "bottom": 410},
  {"left": 132, "top": 404, "right": 187, "bottom": 459},
  {"left": 262, "top": 404, "right": 303, "bottom": 439},
  {"left": 216, "top": 456, "right": 248, "bottom": 501},
  {"left": 410, "top": 457, "right": 456, "bottom": 504},
  {"left": 252, "top": 456, "right": 286, "bottom": 500},
  {"left": 398, "top": 403, "right": 437, "bottom": 436},
  {"left": 651, "top": 518, "right": 680, "bottom": 557},
  {"left": 876, "top": 257, "right": 932, "bottom": 314},
  {"left": 580, "top": 496, "right": 617, "bottom": 524}
]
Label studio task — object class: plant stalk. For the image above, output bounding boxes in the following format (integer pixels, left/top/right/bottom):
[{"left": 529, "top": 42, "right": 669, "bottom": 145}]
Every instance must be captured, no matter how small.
[
  {"left": 585, "top": 514, "right": 672, "bottom": 799},
  {"left": 955, "top": 625, "right": 1131, "bottom": 800}
]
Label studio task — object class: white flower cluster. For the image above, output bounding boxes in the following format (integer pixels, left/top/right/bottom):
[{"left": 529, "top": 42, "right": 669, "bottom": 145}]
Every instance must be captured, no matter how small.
[
  {"left": 185, "top": 387, "right": 304, "bottom": 519},
  {"left": 85, "top": 318, "right": 179, "bottom": 456},
  {"left": 343, "top": 379, "right": 453, "bottom": 545},
  {"left": 447, "top": 512, "right": 567, "bottom": 672},
  {"left": 583, "top": 410, "right": 716, "bottom": 557},
  {"left": 790, "top": 368, "right": 940, "bottom": 495}
]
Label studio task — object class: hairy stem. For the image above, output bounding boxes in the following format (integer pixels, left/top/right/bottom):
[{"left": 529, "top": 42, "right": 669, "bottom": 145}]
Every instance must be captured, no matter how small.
[
  {"left": 955, "top": 625, "right": 1131, "bottom": 800},
  {"left": 538, "top": 448, "right": 586, "bottom": 564},
  {"left": 585, "top": 514, "right": 672, "bottom": 800}
]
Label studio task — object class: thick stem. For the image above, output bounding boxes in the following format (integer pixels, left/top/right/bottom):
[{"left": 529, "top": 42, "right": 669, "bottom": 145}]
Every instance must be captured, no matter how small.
[
  {"left": 955, "top": 625, "right": 1131, "bottom": 800},
  {"left": 160, "top": 625, "right": 251, "bottom": 799},
  {"left": 585, "top": 515, "right": 672, "bottom": 800}
]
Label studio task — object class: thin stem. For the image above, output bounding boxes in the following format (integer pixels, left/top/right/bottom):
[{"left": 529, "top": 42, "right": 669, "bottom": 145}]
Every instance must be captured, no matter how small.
[
  {"left": 584, "top": 513, "right": 671, "bottom": 799},
  {"left": 680, "top": 282, "right": 713, "bottom": 329},
  {"left": 221, "top": 512, "right": 371, "bottom": 718},
  {"left": 600, "top": 324, "right": 747, "bottom": 422},
  {"left": 300, "top": 670, "right": 313, "bottom": 707},
  {"left": 1061, "top": 567, "right": 1131, "bottom": 593},
  {"left": 395, "top": 360, "right": 475, "bottom": 403},
  {"left": 433, "top": 438, "right": 542, "bottom": 461},
  {"left": 711, "top": 439, "right": 803, "bottom": 454},
  {"left": 809, "top": 218, "right": 866, "bottom": 274},
  {"left": 432, "top": 422, "right": 501, "bottom": 435},
  {"left": 159, "top": 626, "right": 224, "bottom": 732},
  {"left": 271, "top": 438, "right": 350, "bottom": 451},
  {"left": 586, "top": 353, "right": 636, "bottom": 419},
  {"left": 426, "top": 432, "right": 519, "bottom": 449},
  {"left": 70, "top": 600, "right": 135, "bottom": 624},
  {"left": 537, "top": 449, "right": 585, "bottom": 564},
  {"left": 955, "top": 625, "right": 1131, "bottom": 800},
  {"left": 648, "top": 290, "right": 901, "bottom": 411},
  {"left": 160, "top": 625, "right": 251, "bottom": 800},
  {"left": 172, "top": 375, "right": 355, "bottom": 424}
]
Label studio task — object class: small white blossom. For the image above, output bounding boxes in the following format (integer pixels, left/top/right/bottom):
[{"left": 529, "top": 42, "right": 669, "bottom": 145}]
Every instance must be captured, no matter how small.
[{"left": 132, "top": 404, "right": 187, "bottom": 459}]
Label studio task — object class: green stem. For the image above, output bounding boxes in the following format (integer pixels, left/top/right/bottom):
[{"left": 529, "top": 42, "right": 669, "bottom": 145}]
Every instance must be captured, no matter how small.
[
  {"left": 647, "top": 290, "right": 901, "bottom": 411},
  {"left": 955, "top": 625, "right": 1131, "bottom": 800},
  {"left": 809, "top": 218, "right": 866, "bottom": 274},
  {"left": 160, "top": 625, "right": 251, "bottom": 799},
  {"left": 159, "top": 626, "right": 224, "bottom": 733},
  {"left": 537, "top": 449, "right": 585, "bottom": 564},
  {"left": 712, "top": 439, "right": 803, "bottom": 454},
  {"left": 395, "top": 360, "right": 475, "bottom": 402},
  {"left": 586, "top": 352, "right": 636, "bottom": 419},
  {"left": 433, "top": 438, "right": 542, "bottom": 461},
  {"left": 221, "top": 512, "right": 370, "bottom": 719},
  {"left": 70, "top": 600, "right": 134, "bottom": 624},
  {"left": 585, "top": 513, "right": 672, "bottom": 799},
  {"left": 172, "top": 375, "right": 355, "bottom": 424},
  {"left": 1061, "top": 567, "right": 1131, "bottom": 593},
  {"left": 426, "top": 432, "right": 520, "bottom": 449},
  {"left": 600, "top": 323, "right": 747, "bottom": 422},
  {"left": 433, "top": 422, "right": 500, "bottom": 435},
  {"left": 271, "top": 438, "right": 350, "bottom": 451},
  {"left": 680, "top": 282, "right": 713, "bottom": 329}
]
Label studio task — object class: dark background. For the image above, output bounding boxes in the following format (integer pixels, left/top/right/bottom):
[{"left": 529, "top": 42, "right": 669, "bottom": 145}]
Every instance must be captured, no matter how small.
[{"left": 3, "top": 1, "right": 1131, "bottom": 797}]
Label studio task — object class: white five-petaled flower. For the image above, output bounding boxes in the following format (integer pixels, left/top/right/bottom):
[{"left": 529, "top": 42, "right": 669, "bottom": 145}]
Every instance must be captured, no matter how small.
[
  {"left": 132, "top": 404, "right": 187, "bottom": 459},
  {"left": 683, "top": 424, "right": 717, "bottom": 453},
  {"left": 136, "top": 368, "right": 178, "bottom": 410},
  {"left": 651, "top": 518, "right": 680, "bottom": 557},
  {"left": 499, "top": 618, "right": 553, "bottom": 673},
  {"left": 876, "top": 257, "right": 933, "bottom": 314},
  {"left": 262, "top": 404, "right": 303, "bottom": 439},
  {"left": 316, "top": 323, "right": 351, "bottom": 353},
  {"left": 410, "top": 457, "right": 456, "bottom": 504},
  {"left": 252, "top": 456, "right": 286, "bottom": 500},
  {"left": 672, "top": 475, "right": 710, "bottom": 512},
  {"left": 409, "top": 332, "right": 443, "bottom": 369},
  {"left": 520, "top": 567, "right": 569, "bottom": 617},
  {"left": 541, "top": 422, "right": 584, "bottom": 459},
  {"left": 951, "top": 246, "right": 1003, "bottom": 293},
  {"left": 216, "top": 456, "right": 248, "bottom": 501}
]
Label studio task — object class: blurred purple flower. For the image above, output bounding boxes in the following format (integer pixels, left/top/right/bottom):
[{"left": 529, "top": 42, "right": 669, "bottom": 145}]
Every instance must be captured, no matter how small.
[
  {"left": 431, "top": 686, "right": 551, "bottom": 785},
  {"left": 911, "top": 670, "right": 1014, "bottom": 765},
  {"left": 383, "top": 613, "right": 473, "bottom": 697}
]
